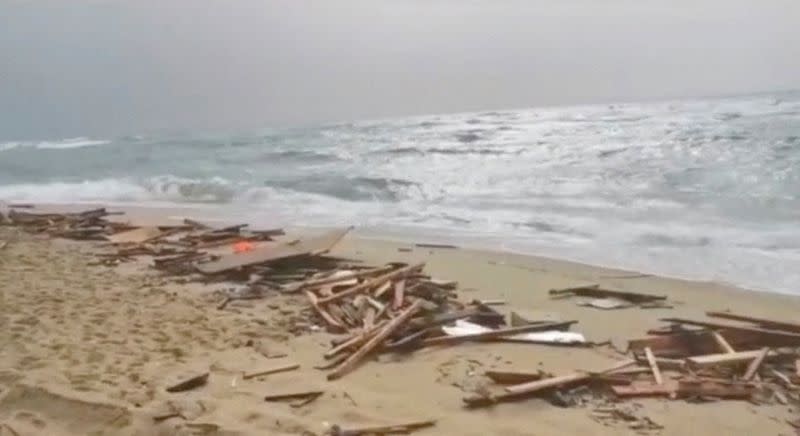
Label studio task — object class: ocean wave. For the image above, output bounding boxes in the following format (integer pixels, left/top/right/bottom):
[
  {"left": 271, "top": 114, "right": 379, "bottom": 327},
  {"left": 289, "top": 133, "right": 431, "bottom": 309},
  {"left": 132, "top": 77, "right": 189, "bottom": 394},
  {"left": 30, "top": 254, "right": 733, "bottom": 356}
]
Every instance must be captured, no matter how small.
[
  {"left": 265, "top": 175, "right": 419, "bottom": 202},
  {"left": 0, "top": 137, "right": 111, "bottom": 152}
]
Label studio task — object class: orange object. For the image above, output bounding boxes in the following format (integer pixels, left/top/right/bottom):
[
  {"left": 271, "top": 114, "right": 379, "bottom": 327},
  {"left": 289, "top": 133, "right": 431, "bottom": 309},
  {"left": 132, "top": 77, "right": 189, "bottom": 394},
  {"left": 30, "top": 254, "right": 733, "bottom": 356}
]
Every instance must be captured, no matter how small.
[{"left": 232, "top": 241, "right": 255, "bottom": 253}]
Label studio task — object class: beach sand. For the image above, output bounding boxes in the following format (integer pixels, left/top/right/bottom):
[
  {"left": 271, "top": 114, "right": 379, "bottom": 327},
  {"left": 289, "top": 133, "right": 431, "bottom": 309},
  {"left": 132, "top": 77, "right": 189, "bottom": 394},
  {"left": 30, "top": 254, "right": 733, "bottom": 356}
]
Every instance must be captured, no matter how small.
[{"left": 2, "top": 221, "right": 799, "bottom": 436}]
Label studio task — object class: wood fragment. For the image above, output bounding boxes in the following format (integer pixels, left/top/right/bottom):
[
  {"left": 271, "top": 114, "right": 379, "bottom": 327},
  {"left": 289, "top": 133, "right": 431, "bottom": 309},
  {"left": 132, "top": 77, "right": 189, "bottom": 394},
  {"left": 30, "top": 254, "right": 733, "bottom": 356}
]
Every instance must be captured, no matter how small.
[
  {"left": 686, "top": 349, "right": 769, "bottom": 368},
  {"left": 712, "top": 331, "right": 735, "bottom": 354},
  {"left": 611, "top": 382, "right": 676, "bottom": 398},
  {"left": 661, "top": 318, "right": 800, "bottom": 343},
  {"left": 676, "top": 379, "right": 755, "bottom": 399},
  {"left": 392, "top": 279, "right": 405, "bottom": 310},
  {"left": 290, "top": 391, "right": 323, "bottom": 408},
  {"left": 284, "top": 266, "right": 394, "bottom": 293},
  {"left": 330, "top": 419, "right": 435, "bottom": 436},
  {"left": 153, "top": 412, "right": 185, "bottom": 422},
  {"left": 243, "top": 363, "right": 300, "bottom": 380},
  {"left": 742, "top": 347, "right": 769, "bottom": 381},
  {"left": 706, "top": 311, "right": 800, "bottom": 333},
  {"left": 644, "top": 347, "right": 663, "bottom": 385},
  {"left": 769, "top": 369, "right": 795, "bottom": 388},
  {"left": 318, "top": 263, "right": 425, "bottom": 305},
  {"left": 327, "top": 300, "right": 422, "bottom": 380},
  {"left": 373, "top": 281, "right": 393, "bottom": 298},
  {"left": 415, "top": 242, "right": 458, "bottom": 249},
  {"left": 420, "top": 320, "right": 577, "bottom": 347},
  {"left": 505, "top": 372, "right": 589, "bottom": 395},
  {"left": 264, "top": 390, "right": 324, "bottom": 402},
  {"left": 306, "top": 291, "right": 346, "bottom": 331},
  {"left": 550, "top": 285, "right": 666, "bottom": 303},
  {"left": 166, "top": 372, "right": 209, "bottom": 393},
  {"left": 485, "top": 370, "right": 545, "bottom": 385}
]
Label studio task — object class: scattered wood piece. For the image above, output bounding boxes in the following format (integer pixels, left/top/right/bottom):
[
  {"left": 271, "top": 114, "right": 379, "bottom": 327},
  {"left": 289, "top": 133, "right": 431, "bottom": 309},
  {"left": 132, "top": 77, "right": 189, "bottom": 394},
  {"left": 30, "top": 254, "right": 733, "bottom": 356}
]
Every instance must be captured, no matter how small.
[
  {"left": 686, "top": 349, "right": 768, "bottom": 368},
  {"left": 677, "top": 379, "right": 755, "bottom": 399},
  {"left": 327, "top": 300, "right": 422, "bottom": 380},
  {"left": 306, "top": 290, "right": 346, "bottom": 332},
  {"left": 644, "top": 347, "right": 663, "bottom": 385},
  {"left": 284, "top": 266, "right": 394, "bottom": 293},
  {"left": 243, "top": 363, "right": 300, "bottom": 380},
  {"left": 742, "top": 347, "right": 769, "bottom": 381},
  {"left": 770, "top": 369, "right": 795, "bottom": 388},
  {"left": 421, "top": 320, "right": 577, "bottom": 347},
  {"left": 550, "top": 285, "right": 666, "bottom": 303},
  {"left": 264, "top": 390, "right": 324, "bottom": 402},
  {"left": 505, "top": 372, "right": 589, "bottom": 396},
  {"left": 166, "top": 372, "right": 209, "bottom": 393},
  {"left": 712, "top": 331, "right": 735, "bottom": 354},
  {"left": 415, "top": 242, "right": 458, "bottom": 249},
  {"left": 330, "top": 419, "right": 436, "bottom": 436},
  {"left": 153, "top": 412, "right": 186, "bottom": 423},
  {"left": 290, "top": 391, "right": 324, "bottom": 408},
  {"left": 107, "top": 226, "right": 163, "bottom": 244},
  {"left": 612, "top": 382, "right": 676, "bottom": 398},
  {"left": 318, "top": 263, "right": 425, "bottom": 305},
  {"left": 485, "top": 370, "right": 545, "bottom": 385},
  {"left": 706, "top": 311, "right": 800, "bottom": 333},
  {"left": 196, "top": 227, "right": 351, "bottom": 275},
  {"left": 661, "top": 318, "right": 800, "bottom": 344},
  {"left": 392, "top": 279, "right": 405, "bottom": 310}
]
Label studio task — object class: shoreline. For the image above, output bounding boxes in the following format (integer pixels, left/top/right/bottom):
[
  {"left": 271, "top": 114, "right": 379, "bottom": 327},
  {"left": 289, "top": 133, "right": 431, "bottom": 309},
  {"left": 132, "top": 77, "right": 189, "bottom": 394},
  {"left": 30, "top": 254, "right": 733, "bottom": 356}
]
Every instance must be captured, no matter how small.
[{"left": 4, "top": 201, "right": 791, "bottom": 297}]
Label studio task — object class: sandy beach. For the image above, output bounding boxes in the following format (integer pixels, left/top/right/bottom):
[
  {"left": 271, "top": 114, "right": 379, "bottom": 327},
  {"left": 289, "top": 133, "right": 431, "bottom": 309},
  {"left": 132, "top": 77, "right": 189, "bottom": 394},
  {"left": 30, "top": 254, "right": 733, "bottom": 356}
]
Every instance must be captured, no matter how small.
[{"left": 2, "top": 211, "right": 800, "bottom": 436}]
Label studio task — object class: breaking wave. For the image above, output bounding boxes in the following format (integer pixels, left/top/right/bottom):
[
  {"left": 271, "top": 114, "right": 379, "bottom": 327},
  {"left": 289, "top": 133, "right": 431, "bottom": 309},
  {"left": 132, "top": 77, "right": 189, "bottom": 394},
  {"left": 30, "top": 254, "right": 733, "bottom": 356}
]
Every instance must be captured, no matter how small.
[{"left": 0, "top": 137, "right": 111, "bottom": 151}]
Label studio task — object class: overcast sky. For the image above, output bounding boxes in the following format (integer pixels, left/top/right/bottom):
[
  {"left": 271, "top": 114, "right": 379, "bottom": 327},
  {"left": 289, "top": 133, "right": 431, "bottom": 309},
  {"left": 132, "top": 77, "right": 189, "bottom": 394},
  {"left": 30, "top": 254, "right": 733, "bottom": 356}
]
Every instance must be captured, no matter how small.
[{"left": 1, "top": 0, "right": 799, "bottom": 140}]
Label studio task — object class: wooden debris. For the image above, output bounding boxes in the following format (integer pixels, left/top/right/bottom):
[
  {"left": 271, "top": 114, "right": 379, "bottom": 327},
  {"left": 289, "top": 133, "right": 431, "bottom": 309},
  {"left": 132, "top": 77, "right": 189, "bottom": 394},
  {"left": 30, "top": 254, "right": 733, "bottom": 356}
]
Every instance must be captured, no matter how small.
[
  {"left": 166, "top": 372, "right": 209, "bottom": 393},
  {"left": 712, "top": 331, "right": 736, "bottom": 354},
  {"left": 485, "top": 370, "right": 545, "bottom": 385},
  {"left": 706, "top": 311, "right": 800, "bottom": 333},
  {"left": 317, "top": 263, "right": 425, "bottom": 305},
  {"left": 612, "top": 382, "right": 676, "bottom": 398},
  {"left": 661, "top": 318, "right": 800, "bottom": 344},
  {"left": 264, "top": 390, "right": 324, "bottom": 402},
  {"left": 392, "top": 279, "right": 405, "bottom": 310},
  {"left": 742, "top": 348, "right": 769, "bottom": 381},
  {"left": 196, "top": 227, "right": 351, "bottom": 275},
  {"left": 644, "top": 347, "right": 663, "bottom": 385},
  {"left": 686, "top": 349, "right": 770, "bottom": 368},
  {"left": 676, "top": 379, "right": 755, "bottom": 399},
  {"left": 550, "top": 285, "right": 666, "bottom": 304},
  {"left": 107, "top": 226, "right": 163, "bottom": 244},
  {"left": 327, "top": 300, "right": 422, "bottom": 380},
  {"left": 415, "top": 242, "right": 458, "bottom": 249},
  {"left": 505, "top": 372, "right": 590, "bottom": 395},
  {"left": 243, "top": 363, "right": 300, "bottom": 380},
  {"left": 420, "top": 320, "right": 578, "bottom": 347},
  {"left": 329, "top": 419, "right": 436, "bottom": 436}
]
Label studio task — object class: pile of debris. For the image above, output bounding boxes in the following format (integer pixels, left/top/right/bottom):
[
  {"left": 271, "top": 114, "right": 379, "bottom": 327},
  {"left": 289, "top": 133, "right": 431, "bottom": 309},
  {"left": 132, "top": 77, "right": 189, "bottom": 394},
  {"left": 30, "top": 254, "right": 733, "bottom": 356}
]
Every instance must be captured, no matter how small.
[{"left": 464, "top": 311, "right": 800, "bottom": 415}]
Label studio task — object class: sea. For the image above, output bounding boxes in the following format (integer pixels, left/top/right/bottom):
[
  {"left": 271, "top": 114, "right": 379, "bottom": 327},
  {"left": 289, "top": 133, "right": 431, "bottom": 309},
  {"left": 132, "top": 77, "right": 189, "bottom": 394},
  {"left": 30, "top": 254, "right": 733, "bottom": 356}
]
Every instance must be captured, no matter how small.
[{"left": 1, "top": 92, "right": 799, "bottom": 294}]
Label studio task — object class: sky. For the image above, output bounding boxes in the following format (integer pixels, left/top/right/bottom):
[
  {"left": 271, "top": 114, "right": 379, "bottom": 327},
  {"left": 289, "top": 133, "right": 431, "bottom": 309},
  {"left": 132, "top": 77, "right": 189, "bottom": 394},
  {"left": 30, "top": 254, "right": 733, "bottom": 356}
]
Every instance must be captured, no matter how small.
[{"left": 1, "top": 0, "right": 799, "bottom": 140}]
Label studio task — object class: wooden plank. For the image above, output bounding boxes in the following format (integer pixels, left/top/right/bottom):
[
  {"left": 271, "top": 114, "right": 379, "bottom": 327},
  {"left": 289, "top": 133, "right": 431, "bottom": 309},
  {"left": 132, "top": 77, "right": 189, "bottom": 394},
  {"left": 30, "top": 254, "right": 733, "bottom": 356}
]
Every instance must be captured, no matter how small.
[
  {"left": 327, "top": 300, "right": 422, "bottom": 380},
  {"left": 485, "top": 370, "right": 545, "bottom": 385},
  {"left": 686, "top": 349, "right": 768, "bottom": 368},
  {"left": 550, "top": 286, "right": 666, "bottom": 303},
  {"left": 165, "top": 372, "right": 209, "bottom": 393},
  {"left": 742, "top": 347, "right": 769, "bottom": 381},
  {"left": 306, "top": 291, "right": 346, "bottom": 332},
  {"left": 196, "top": 227, "right": 351, "bottom": 274},
  {"left": 318, "top": 263, "right": 425, "bottom": 305},
  {"left": 661, "top": 318, "right": 800, "bottom": 343},
  {"left": 331, "top": 419, "right": 435, "bottom": 436},
  {"left": 264, "top": 390, "right": 324, "bottom": 402},
  {"left": 243, "top": 363, "right": 299, "bottom": 380},
  {"left": 706, "top": 311, "right": 800, "bottom": 333},
  {"left": 107, "top": 226, "right": 163, "bottom": 244},
  {"left": 420, "top": 321, "right": 577, "bottom": 347},
  {"left": 392, "top": 279, "right": 405, "bottom": 310},
  {"left": 676, "top": 380, "right": 754, "bottom": 399},
  {"left": 505, "top": 372, "right": 589, "bottom": 395},
  {"left": 283, "top": 266, "right": 394, "bottom": 293},
  {"left": 612, "top": 382, "right": 676, "bottom": 398},
  {"left": 644, "top": 347, "right": 663, "bottom": 385},
  {"left": 712, "top": 331, "right": 735, "bottom": 354}
]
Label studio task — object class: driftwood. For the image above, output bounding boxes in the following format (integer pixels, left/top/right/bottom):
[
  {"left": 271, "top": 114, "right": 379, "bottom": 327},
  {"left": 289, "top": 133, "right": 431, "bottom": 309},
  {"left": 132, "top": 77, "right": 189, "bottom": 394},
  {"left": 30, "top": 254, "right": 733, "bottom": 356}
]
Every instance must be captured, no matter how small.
[
  {"left": 317, "top": 263, "right": 425, "bottom": 305},
  {"left": 644, "top": 347, "right": 663, "bottom": 385},
  {"left": 706, "top": 311, "right": 800, "bottom": 333},
  {"left": 329, "top": 419, "right": 436, "bottom": 436},
  {"left": 327, "top": 301, "right": 422, "bottom": 380},
  {"left": 166, "top": 372, "right": 209, "bottom": 393},
  {"left": 264, "top": 390, "right": 324, "bottom": 402},
  {"left": 243, "top": 363, "right": 300, "bottom": 380},
  {"left": 742, "top": 348, "right": 769, "bottom": 380}
]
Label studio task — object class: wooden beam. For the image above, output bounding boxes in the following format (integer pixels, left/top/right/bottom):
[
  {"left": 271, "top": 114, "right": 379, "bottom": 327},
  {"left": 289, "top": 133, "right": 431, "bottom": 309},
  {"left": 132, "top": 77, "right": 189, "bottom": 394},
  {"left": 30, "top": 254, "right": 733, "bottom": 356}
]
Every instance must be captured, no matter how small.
[
  {"left": 686, "top": 349, "right": 768, "bottom": 368},
  {"left": 484, "top": 370, "right": 545, "bottom": 385},
  {"left": 331, "top": 419, "right": 435, "bottom": 436},
  {"left": 196, "top": 227, "right": 351, "bottom": 274},
  {"left": 505, "top": 372, "right": 589, "bottom": 395},
  {"left": 243, "top": 364, "right": 299, "bottom": 380},
  {"left": 644, "top": 347, "right": 663, "bottom": 385},
  {"left": 612, "top": 382, "right": 676, "bottom": 398},
  {"left": 392, "top": 279, "right": 405, "bottom": 310},
  {"left": 318, "top": 263, "right": 425, "bottom": 305},
  {"left": 284, "top": 266, "right": 394, "bottom": 293},
  {"left": 706, "top": 311, "right": 800, "bottom": 333},
  {"left": 550, "top": 286, "right": 666, "bottom": 303},
  {"left": 712, "top": 331, "right": 735, "bottom": 354},
  {"left": 661, "top": 318, "right": 800, "bottom": 343},
  {"left": 305, "top": 291, "right": 346, "bottom": 332},
  {"left": 419, "top": 321, "right": 577, "bottom": 347},
  {"left": 676, "top": 379, "right": 754, "bottom": 399},
  {"left": 742, "top": 347, "right": 769, "bottom": 381},
  {"left": 327, "top": 300, "right": 422, "bottom": 380}
]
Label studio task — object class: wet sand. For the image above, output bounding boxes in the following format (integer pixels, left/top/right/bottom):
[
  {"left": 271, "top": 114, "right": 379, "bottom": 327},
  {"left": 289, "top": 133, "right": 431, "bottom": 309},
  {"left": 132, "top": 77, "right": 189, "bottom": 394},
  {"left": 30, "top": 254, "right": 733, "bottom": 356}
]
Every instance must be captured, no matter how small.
[{"left": 1, "top": 220, "right": 799, "bottom": 435}]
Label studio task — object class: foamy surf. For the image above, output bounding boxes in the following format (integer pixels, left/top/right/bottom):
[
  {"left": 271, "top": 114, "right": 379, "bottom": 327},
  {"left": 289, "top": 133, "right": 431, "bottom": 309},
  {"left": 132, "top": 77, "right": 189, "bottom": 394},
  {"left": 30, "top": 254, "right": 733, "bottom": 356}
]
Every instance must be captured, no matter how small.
[
  {"left": 1, "top": 91, "right": 798, "bottom": 294},
  {"left": 0, "top": 137, "right": 111, "bottom": 152}
]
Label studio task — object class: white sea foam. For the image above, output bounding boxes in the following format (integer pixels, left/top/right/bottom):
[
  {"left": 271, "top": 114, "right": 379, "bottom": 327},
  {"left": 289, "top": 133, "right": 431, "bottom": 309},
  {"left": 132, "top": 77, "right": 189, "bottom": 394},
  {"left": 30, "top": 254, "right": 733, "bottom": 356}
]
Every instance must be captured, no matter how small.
[{"left": 0, "top": 137, "right": 111, "bottom": 151}]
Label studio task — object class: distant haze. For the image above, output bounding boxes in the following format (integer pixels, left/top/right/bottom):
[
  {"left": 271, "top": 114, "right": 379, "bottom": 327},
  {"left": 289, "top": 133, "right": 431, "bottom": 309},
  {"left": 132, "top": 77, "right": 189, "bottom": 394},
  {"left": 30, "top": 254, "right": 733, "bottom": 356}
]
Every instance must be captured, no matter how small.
[{"left": 1, "top": 0, "right": 799, "bottom": 139}]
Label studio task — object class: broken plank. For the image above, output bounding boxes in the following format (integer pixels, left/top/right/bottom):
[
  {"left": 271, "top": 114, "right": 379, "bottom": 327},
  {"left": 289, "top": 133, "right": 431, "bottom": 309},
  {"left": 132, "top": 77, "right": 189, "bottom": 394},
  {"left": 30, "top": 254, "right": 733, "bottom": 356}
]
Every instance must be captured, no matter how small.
[
  {"left": 327, "top": 300, "right": 422, "bottom": 380},
  {"left": 742, "top": 347, "right": 769, "bottom": 381},
  {"left": 196, "top": 227, "right": 351, "bottom": 274},
  {"left": 264, "top": 390, "right": 324, "bottom": 402},
  {"left": 661, "top": 318, "right": 800, "bottom": 343},
  {"left": 283, "top": 266, "right": 394, "bottom": 293},
  {"left": 505, "top": 372, "right": 589, "bottom": 395},
  {"left": 612, "top": 382, "right": 676, "bottom": 398},
  {"left": 306, "top": 291, "right": 346, "bottom": 332},
  {"left": 330, "top": 420, "right": 435, "bottom": 436},
  {"left": 318, "top": 263, "right": 425, "bottom": 305},
  {"left": 712, "top": 331, "right": 735, "bottom": 354},
  {"left": 420, "top": 321, "right": 577, "bottom": 347},
  {"left": 706, "top": 311, "right": 800, "bottom": 333},
  {"left": 107, "top": 226, "right": 163, "bottom": 244},
  {"left": 686, "top": 349, "right": 770, "bottom": 368},
  {"left": 676, "top": 379, "right": 755, "bottom": 399},
  {"left": 392, "top": 279, "right": 405, "bottom": 310},
  {"left": 550, "top": 285, "right": 666, "bottom": 303},
  {"left": 415, "top": 242, "right": 458, "bottom": 249},
  {"left": 644, "top": 347, "right": 663, "bottom": 385},
  {"left": 243, "top": 363, "right": 300, "bottom": 380},
  {"left": 166, "top": 373, "right": 209, "bottom": 393},
  {"left": 485, "top": 370, "right": 545, "bottom": 385}
]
